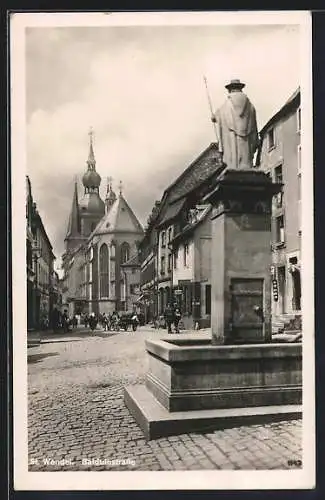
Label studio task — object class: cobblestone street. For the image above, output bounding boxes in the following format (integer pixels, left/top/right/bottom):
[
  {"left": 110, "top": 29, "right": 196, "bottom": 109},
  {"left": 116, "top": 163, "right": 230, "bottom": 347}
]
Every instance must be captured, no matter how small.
[{"left": 28, "top": 328, "right": 302, "bottom": 471}]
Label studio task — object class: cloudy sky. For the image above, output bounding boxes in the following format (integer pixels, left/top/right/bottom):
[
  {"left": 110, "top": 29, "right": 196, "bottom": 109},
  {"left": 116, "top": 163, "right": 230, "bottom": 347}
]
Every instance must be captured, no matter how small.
[{"left": 26, "top": 21, "right": 301, "bottom": 264}]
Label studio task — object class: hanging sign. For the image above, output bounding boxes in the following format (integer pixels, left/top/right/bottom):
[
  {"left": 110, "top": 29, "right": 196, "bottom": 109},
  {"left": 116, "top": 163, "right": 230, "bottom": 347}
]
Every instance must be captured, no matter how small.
[{"left": 272, "top": 279, "right": 279, "bottom": 301}]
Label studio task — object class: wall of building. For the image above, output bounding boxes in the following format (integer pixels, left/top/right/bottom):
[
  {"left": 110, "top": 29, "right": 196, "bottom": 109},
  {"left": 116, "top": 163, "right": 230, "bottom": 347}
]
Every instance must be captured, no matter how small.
[
  {"left": 173, "top": 240, "right": 194, "bottom": 285},
  {"left": 259, "top": 102, "right": 301, "bottom": 318}
]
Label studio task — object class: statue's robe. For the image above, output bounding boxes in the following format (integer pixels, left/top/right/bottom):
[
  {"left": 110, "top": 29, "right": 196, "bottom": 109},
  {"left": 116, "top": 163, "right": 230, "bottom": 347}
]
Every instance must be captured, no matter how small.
[{"left": 215, "top": 91, "right": 259, "bottom": 169}]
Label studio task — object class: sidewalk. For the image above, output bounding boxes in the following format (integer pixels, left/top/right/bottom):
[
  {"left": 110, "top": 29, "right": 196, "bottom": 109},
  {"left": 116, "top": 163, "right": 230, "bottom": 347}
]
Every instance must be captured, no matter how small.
[{"left": 27, "top": 326, "right": 92, "bottom": 347}]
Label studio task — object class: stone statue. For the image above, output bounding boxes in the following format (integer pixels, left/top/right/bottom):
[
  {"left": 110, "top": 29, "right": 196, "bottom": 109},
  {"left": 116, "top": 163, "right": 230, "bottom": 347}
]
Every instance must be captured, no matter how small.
[{"left": 212, "top": 79, "right": 259, "bottom": 169}]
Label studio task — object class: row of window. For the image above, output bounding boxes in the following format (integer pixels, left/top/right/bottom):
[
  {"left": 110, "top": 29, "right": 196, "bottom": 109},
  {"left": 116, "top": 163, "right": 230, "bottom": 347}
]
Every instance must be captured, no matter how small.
[
  {"left": 96, "top": 242, "right": 130, "bottom": 265},
  {"left": 160, "top": 244, "right": 189, "bottom": 275},
  {"left": 160, "top": 227, "right": 173, "bottom": 248}
]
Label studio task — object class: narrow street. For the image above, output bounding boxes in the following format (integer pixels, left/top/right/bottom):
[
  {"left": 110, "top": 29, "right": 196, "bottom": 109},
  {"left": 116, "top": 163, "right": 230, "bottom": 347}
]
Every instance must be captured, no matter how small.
[{"left": 28, "top": 327, "right": 303, "bottom": 471}]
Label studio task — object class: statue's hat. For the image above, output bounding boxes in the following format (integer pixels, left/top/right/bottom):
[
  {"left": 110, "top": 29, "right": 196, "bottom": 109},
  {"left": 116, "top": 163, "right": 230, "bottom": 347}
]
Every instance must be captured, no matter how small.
[{"left": 225, "top": 79, "right": 246, "bottom": 90}]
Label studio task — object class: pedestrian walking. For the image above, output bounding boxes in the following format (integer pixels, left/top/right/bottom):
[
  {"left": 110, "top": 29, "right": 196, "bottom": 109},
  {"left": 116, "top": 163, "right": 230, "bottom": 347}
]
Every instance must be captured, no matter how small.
[
  {"left": 62, "top": 309, "right": 69, "bottom": 333},
  {"left": 174, "top": 306, "right": 182, "bottom": 333},
  {"left": 89, "top": 312, "right": 97, "bottom": 332},
  {"left": 111, "top": 310, "right": 120, "bottom": 331},
  {"left": 164, "top": 303, "right": 174, "bottom": 334},
  {"left": 72, "top": 315, "right": 78, "bottom": 329},
  {"left": 102, "top": 312, "right": 109, "bottom": 331}
]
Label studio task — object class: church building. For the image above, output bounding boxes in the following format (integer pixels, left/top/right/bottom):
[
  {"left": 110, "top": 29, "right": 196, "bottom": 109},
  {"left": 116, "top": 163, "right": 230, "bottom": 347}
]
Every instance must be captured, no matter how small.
[{"left": 61, "top": 130, "right": 144, "bottom": 316}]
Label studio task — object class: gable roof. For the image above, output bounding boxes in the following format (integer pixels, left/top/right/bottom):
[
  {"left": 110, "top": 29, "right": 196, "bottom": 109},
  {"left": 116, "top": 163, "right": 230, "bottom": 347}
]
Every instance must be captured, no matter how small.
[
  {"left": 155, "top": 142, "right": 224, "bottom": 228},
  {"left": 90, "top": 193, "right": 144, "bottom": 237},
  {"left": 259, "top": 87, "right": 300, "bottom": 137}
]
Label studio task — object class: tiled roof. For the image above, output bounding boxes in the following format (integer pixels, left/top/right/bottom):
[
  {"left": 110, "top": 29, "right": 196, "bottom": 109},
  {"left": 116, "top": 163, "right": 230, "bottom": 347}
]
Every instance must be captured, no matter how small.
[
  {"left": 156, "top": 143, "right": 223, "bottom": 227},
  {"left": 157, "top": 198, "right": 187, "bottom": 227}
]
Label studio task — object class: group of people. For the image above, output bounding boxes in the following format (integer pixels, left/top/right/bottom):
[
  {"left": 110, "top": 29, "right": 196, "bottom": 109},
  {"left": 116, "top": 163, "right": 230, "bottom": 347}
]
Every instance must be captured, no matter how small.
[
  {"left": 97, "top": 311, "right": 121, "bottom": 331},
  {"left": 163, "top": 303, "right": 182, "bottom": 334},
  {"left": 50, "top": 305, "right": 183, "bottom": 334}
]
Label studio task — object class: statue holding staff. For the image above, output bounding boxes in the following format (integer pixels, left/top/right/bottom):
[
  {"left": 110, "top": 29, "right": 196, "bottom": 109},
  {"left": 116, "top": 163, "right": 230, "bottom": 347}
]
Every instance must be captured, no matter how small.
[{"left": 211, "top": 79, "right": 259, "bottom": 169}]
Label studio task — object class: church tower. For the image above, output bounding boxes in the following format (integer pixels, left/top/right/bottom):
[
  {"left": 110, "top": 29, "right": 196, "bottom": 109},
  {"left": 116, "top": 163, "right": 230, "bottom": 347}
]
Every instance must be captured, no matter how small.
[
  {"left": 79, "top": 128, "right": 105, "bottom": 236},
  {"left": 64, "top": 179, "right": 84, "bottom": 252},
  {"left": 105, "top": 177, "right": 117, "bottom": 213}
]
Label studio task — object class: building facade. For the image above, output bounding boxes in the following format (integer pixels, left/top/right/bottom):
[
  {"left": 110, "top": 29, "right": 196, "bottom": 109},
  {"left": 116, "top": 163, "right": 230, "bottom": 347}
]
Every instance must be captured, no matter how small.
[
  {"left": 26, "top": 176, "right": 56, "bottom": 330},
  {"left": 61, "top": 132, "right": 143, "bottom": 316},
  {"left": 257, "top": 88, "right": 302, "bottom": 329},
  {"left": 170, "top": 205, "right": 212, "bottom": 329},
  {"left": 138, "top": 202, "right": 160, "bottom": 323},
  {"left": 139, "top": 142, "right": 224, "bottom": 327}
]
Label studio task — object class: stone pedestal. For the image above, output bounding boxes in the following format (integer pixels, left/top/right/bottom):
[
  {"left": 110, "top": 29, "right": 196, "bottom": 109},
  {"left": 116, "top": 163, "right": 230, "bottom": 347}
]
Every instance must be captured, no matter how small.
[
  {"left": 206, "top": 168, "right": 281, "bottom": 345},
  {"left": 123, "top": 168, "right": 302, "bottom": 440}
]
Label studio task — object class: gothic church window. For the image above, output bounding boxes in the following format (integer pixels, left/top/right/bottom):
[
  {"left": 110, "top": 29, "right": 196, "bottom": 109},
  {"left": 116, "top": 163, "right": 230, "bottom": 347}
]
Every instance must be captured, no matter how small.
[
  {"left": 99, "top": 243, "right": 109, "bottom": 298},
  {"left": 120, "top": 242, "right": 130, "bottom": 264}
]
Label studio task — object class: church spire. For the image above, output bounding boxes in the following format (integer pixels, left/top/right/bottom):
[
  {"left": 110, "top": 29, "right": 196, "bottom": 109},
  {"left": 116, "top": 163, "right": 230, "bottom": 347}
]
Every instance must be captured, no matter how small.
[
  {"left": 82, "top": 127, "right": 101, "bottom": 194},
  {"left": 105, "top": 176, "right": 117, "bottom": 213},
  {"left": 87, "top": 126, "right": 96, "bottom": 170},
  {"left": 65, "top": 178, "right": 81, "bottom": 243}
]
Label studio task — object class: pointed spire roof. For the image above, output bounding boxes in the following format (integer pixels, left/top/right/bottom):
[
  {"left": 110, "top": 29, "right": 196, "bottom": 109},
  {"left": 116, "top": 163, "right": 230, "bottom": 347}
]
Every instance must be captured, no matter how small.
[
  {"left": 82, "top": 127, "right": 101, "bottom": 189},
  {"left": 91, "top": 192, "right": 144, "bottom": 236},
  {"left": 65, "top": 179, "right": 81, "bottom": 239},
  {"left": 87, "top": 126, "right": 96, "bottom": 168},
  {"left": 105, "top": 176, "right": 117, "bottom": 203}
]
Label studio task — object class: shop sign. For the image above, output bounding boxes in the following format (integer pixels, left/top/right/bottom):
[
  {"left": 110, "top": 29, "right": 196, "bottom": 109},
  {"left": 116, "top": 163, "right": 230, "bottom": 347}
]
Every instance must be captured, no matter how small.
[{"left": 272, "top": 279, "right": 279, "bottom": 301}]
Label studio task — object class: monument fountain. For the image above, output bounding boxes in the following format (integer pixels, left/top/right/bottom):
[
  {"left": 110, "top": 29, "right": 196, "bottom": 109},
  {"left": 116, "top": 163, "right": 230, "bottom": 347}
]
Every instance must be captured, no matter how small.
[{"left": 124, "top": 79, "right": 302, "bottom": 439}]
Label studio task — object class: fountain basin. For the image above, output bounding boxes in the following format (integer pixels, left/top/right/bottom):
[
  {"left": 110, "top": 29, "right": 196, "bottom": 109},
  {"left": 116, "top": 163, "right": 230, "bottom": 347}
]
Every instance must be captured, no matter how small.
[{"left": 124, "top": 333, "right": 302, "bottom": 439}]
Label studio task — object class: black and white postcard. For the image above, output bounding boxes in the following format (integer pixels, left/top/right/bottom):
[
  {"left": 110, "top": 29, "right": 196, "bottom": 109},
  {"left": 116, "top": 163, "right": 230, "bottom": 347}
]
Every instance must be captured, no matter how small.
[{"left": 10, "top": 10, "right": 315, "bottom": 491}]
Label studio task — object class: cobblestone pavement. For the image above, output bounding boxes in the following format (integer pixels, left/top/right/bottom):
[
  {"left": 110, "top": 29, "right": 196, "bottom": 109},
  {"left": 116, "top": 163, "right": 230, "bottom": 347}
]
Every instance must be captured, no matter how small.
[{"left": 28, "top": 327, "right": 302, "bottom": 471}]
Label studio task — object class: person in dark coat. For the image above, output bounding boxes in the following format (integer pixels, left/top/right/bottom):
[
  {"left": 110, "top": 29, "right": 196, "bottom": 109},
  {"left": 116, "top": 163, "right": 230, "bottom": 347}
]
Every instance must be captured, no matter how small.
[
  {"left": 174, "top": 306, "right": 182, "bottom": 333},
  {"left": 164, "top": 303, "right": 175, "bottom": 334},
  {"left": 62, "top": 309, "right": 69, "bottom": 333},
  {"left": 89, "top": 313, "right": 97, "bottom": 332}
]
